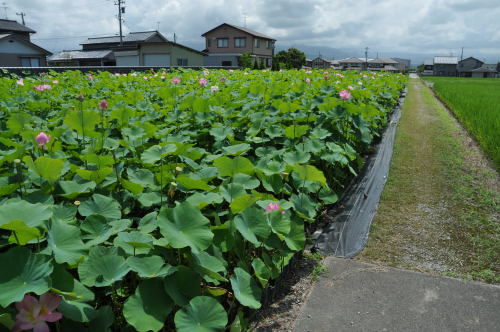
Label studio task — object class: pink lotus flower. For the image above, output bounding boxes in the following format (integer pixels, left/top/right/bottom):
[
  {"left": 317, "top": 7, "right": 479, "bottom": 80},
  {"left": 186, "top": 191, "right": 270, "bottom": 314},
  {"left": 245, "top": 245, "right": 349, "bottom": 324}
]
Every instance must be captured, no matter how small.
[
  {"left": 87, "top": 75, "right": 94, "bottom": 80},
  {"left": 305, "top": 78, "right": 311, "bottom": 83},
  {"left": 228, "top": 69, "right": 234, "bottom": 72},
  {"left": 348, "top": 85, "right": 354, "bottom": 90},
  {"left": 161, "top": 76, "right": 166, "bottom": 79},
  {"left": 36, "top": 132, "right": 50, "bottom": 147},
  {"left": 305, "top": 70, "right": 312, "bottom": 74},
  {"left": 363, "top": 74, "right": 368, "bottom": 78},
  {"left": 99, "top": 99, "right": 108, "bottom": 110},
  {"left": 324, "top": 76, "right": 329, "bottom": 80},
  {"left": 12, "top": 293, "right": 63, "bottom": 332},
  {"left": 33, "top": 85, "right": 52, "bottom": 91},
  {"left": 220, "top": 77, "right": 227, "bottom": 83},
  {"left": 199, "top": 78, "right": 208, "bottom": 86},
  {"left": 357, "top": 81, "right": 363, "bottom": 85},
  {"left": 336, "top": 73, "right": 345, "bottom": 78},
  {"left": 130, "top": 73, "right": 137, "bottom": 77},
  {"left": 265, "top": 202, "right": 280, "bottom": 213},
  {"left": 203, "top": 69, "right": 210, "bottom": 76},
  {"left": 171, "top": 77, "right": 181, "bottom": 84},
  {"left": 210, "top": 85, "right": 219, "bottom": 92},
  {"left": 339, "top": 90, "right": 351, "bottom": 100},
  {"left": 323, "top": 71, "right": 329, "bottom": 75},
  {"left": 52, "top": 80, "right": 58, "bottom": 84},
  {"left": 16, "top": 78, "right": 24, "bottom": 85}
]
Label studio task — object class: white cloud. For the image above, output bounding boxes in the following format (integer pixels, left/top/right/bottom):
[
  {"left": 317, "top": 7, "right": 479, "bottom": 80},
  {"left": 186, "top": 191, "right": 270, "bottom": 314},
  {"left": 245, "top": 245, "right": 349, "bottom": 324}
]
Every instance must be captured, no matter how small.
[{"left": 7, "top": 0, "right": 500, "bottom": 62}]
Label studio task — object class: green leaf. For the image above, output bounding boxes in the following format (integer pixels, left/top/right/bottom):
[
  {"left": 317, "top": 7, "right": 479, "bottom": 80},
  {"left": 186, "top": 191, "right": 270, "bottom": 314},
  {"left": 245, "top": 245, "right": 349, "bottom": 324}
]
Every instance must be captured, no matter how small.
[
  {"left": 0, "top": 247, "right": 53, "bottom": 307},
  {"left": 291, "top": 194, "right": 317, "bottom": 220},
  {"left": 58, "top": 300, "right": 97, "bottom": 323},
  {"left": 51, "top": 264, "right": 94, "bottom": 302},
  {"left": 64, "top": 109, "right": 100, "bottom": 137},
  {"left": 292, "top": 164, "right": 327, "bottom": 186},
  {"left": 193, "top": 251, "right": 228, "bottom": 283},
  {"left": 23, "top": 156, "right": 65, "bottom": 183},
  {"left": 126, "top": 256, "right": 176, "bottom": 279},
  {"left": 209, "top": 127, "right": 233, "bottom": 141},
  {"left": 75, "top": 167, "right": 113, "bottom": 184},
  {"left": 186, "top": 192, "right": 223, "bottom": 209},
  {"left": 230, "top": 194, "right": 261, "bottom": 214},
  {"left": 267, "top": 211, "right": 291, "bottom": 236},
  {"left": 59, "top": 180, "right": 96, "bottom": 199},
  {"left": 176, "top": 174, "right": 214, "bottom": 191},
  {"left": 284, "top": 124, "right": 309, "bottom": 139},
  {"left": 319, "top": 188, "right": 339, "bottom": 204},
  {"left": 222, "top": 143, "right": 251, "bottom": 156},
  {"left": 163, "top": 266, "right": 201, "bottom": 306},
  {"left": 174, "top": 296, "right": 228, "bottom": 332},
  {"left": 213, "top": 156, "right": 254, "bottom": 177},
  {"left": 283, "top": 150, "right": 311, "bottom": 164},
  {"left": 252, "top": 258, "right": 271, "bottom": 288},
  {"left": 233, "top": 207, "right": 270, "bottom": 245},
  {"left": 124, "top": 279, "right": 173, "bottom": 332},
  {"left": 232, "top": 174, "right": 260, "bottom": 189},
  {"left": 0, "top": 313, "right": 14, "bottom": 330},
  {"left": 114, "top": 231, "right": 154, "bottom": 255},
  {"left": 141, "top": 144, "right": 176, "bottom": 164},
  {"left": 284, "top": 218, "right": 306, "bottom": 251},
  {"left": 78, "top": 194, "right": 121, "bottom": 220},
  {"left": 89, "top": 306, "right": 114, "bottom": 331},
  {"left": 78, "top": 246, "right": 130, "bottom": 287},
  {"left": 48, "top": 219, "right": 86, "bottom": 265},
  {"left": 230, "top": 268, "right": 262, "bottom": 309},
  {"left": 80, "top": 215, "right": 130, "bottom": 246},
  {"left": 121, "top": 178, "right": 144, "bottom": 194},
  {"left": 219, "top": 183, "right": 246, "bottom": 203},
  {"left": 0, "top": 199, "right": 52, "bottom": 228},
  {"left": 137, "top": 211, "right": 158, "bottom": 233},
  {"left": 1, "top": 220, "right": 41, "bottom": 245},
  {"left": 157, "top": 202, "right": 213, "bottom": 253}
]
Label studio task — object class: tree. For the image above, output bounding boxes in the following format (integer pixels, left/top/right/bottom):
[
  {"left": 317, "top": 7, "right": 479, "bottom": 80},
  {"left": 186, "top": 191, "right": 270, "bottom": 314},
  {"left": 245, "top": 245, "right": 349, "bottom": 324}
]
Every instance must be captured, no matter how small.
[
  {"left": 273, "top": 48, "right": 306, "bottom": 69},
  {"left": 238, "top": 52, "right": 253, "bottom": 68}
]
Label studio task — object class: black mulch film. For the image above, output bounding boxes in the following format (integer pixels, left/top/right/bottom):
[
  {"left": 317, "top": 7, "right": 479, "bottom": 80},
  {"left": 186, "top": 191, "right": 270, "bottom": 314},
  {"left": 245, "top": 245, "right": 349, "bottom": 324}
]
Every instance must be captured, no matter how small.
[{"left": 314, "top": 88, "right": 407, "bottom": 258}]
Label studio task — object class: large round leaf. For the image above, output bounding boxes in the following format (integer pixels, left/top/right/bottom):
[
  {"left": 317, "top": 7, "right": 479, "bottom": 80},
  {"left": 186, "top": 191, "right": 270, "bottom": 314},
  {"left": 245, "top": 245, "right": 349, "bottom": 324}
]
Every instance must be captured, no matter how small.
[
  {"left": 126, "top": 255, "right": 177, "bottom": 279},
  {"left": 48, "top": 219, "right": 86, "bottom": 265},
  {"left": 0, "top": 199, "right": 52, "bottom": 227},
  {"left": 213, "top": 156, "right": 254, "bottom": 177},
  {"left": 78, "top": 194, "right": 121, "bottom": 220},
  {"left": 174, "top": 296, "right": 228, "bottom": 332},
  {"left": 0, "top": 247, "right": 53, "bottom": 307},
  {"left": 78, "top": 246, "right": 130, "bottom": 287},
  {"left": 233, "top": 207, "right": 271, "bottom": 246},
  {"left": 123, "top": 279, "right": 173, "bottom": 332},
  {"left": 157, "top": 202, "right": 213, "bottom": 253},
  {"left": 230, "top": 268, "right": 262, "bottom": 309},
  {"left": 163, "top": 266, "right": 201, "bottom": 306}
]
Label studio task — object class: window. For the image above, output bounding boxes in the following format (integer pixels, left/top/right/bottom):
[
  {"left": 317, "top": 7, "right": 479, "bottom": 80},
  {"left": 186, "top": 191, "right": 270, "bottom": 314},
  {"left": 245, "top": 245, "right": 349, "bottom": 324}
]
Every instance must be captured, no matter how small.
[
  {"left": 217, "top": 38, "right": 228, "bottom": 48},
  {"left": 254, "top": 38, "right": 260, "bottom": 48},
  {"left": 20, "top": 57, "right": 40, "bottom": 67},
  {"left": 265, "top": 40, "right": 270, "bottom": 49},
  {"left": 177, "top": 58, "right": 188, "bottom": 66},
  {"left": 234, "top": 37, "right": 246, "bottom": 48},
  {"left": 207, "top": 38, "right": 211, "bottom": 48}
]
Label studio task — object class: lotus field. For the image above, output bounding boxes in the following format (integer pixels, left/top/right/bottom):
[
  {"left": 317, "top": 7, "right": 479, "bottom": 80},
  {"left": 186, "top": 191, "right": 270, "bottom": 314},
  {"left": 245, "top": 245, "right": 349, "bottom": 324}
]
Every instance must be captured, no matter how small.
[{"left": 0, "top": 69, "right": 405, "bottom": 331}]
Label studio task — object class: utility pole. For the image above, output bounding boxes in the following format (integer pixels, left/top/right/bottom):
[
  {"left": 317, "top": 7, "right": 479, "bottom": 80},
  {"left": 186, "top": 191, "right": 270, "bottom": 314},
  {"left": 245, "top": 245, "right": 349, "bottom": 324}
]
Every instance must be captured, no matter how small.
[
  {"left": 1, "top": 2, "right": 8, "bottom": 19},
  {"left": 365, "top": 46, "right": 369, "bottom": 71},
  {"left": 16, "top": 11, "right": 25, "bottom": 25},
  {"left": 460, "top": 47, "right": 464, "bottom": 61},
  {"left": 114, "top": 0, "right": 125, "bottom": 46}
]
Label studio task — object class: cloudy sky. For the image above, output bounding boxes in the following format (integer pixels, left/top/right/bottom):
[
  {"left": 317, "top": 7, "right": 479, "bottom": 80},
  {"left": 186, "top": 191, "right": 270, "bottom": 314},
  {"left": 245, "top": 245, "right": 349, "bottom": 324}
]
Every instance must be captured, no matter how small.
[{"left": 6, "top": 0, "right": 500, "bottom": 64}]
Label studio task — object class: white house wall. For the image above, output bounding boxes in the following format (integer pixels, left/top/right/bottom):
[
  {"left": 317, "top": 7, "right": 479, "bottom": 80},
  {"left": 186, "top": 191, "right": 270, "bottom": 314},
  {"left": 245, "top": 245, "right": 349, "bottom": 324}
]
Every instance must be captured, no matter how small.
[{"left": 0, "top": 38, "right": 42, "bottom": 54}]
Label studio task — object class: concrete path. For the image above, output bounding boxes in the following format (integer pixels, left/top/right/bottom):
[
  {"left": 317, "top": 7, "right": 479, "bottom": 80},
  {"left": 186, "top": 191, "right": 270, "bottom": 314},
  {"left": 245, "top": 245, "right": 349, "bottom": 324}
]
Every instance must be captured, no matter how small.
[{"left": 293, "top": 258, "right": 500, "bottom": 332}]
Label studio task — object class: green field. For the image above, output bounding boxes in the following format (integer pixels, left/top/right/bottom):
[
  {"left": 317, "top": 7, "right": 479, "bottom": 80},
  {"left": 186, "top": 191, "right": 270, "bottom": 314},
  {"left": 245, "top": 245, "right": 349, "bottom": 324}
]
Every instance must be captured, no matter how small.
[{"left": 423, "top": 77, "right": 500, "bottom": 169}]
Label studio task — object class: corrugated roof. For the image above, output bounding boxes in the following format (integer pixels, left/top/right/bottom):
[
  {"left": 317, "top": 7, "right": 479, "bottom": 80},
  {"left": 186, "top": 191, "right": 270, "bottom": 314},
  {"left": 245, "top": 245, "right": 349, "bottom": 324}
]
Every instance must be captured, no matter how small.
[
  {"left": 202, "top": 23, "right": 275, "bottom": 40},
  {"left": 471, "top": 65, "right": 498, "bottom": 73},
  {"left": 424, "top": 59, "right": 434, "bottom": 65},
  {"left": 434, "top": 56, "right": 458, "bottom": 64},
  {"left": 338, "top": 57, "right": 364, "bottom": 63},
  {"left": 49, "top": 50, "right": 114, "bottom": 61},
  {"left": 0, "top": 19, "right": 35, "bottom": 33},
  {"left": 81, "top": 31, "right": 164, "bottom": 45},
  {"left": 368, "top": 57, "right": 399, "bottom": 64}
]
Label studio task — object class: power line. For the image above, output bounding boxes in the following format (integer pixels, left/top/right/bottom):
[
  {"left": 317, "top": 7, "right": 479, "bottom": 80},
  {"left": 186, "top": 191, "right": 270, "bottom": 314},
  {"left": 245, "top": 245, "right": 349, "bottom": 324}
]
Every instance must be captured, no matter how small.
[
  {"left": 32, "top": 32, "right": 118, "bottom": 41},
  {"left": 16, "top": 11, "right": 25, "bottom": 25}
]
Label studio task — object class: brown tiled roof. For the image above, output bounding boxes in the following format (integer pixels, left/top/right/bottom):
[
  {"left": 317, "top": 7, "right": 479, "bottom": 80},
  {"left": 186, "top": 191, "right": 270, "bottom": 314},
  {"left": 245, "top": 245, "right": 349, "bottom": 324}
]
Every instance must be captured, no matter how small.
[{"left": 202, "top": 23, "right": 275, "bottom": 40}]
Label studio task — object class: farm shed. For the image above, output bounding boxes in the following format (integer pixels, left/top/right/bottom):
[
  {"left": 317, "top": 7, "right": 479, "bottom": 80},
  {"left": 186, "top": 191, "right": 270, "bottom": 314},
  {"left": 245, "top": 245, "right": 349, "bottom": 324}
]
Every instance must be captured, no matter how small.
[
  {"left": 0, "top": 19, "right": 51, "bottom": 67},
  {"left": 433, "top": 56, "right": 458, "bottom": 77},
  {"left": 457, "top": 57, "right": 483, "bottom": 77},
  {"left": 48, "top": 50, "right": 115, "bottom": 66},
  {"left": 471, "top": 65, "right": 498, "bottom": 78}
]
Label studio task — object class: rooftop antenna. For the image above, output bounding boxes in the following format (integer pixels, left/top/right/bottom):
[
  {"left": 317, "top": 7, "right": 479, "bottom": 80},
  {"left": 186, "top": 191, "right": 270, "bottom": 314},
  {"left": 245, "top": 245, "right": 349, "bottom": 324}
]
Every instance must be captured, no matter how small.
[
  {"left": 114, "top": 0, "right": 125, "bottom": 45},
  {"left": 16, "top": 11, "right": 25, "bottom": 25},
  {"left": 460, "top": 47, "right": 464, "bottom": 61},
  {"left": 1, "top": 2, "right": 8, "bottom": 19},
  {"left": 365, "top": 46, "right": 369, "bottom": 70},
  {"left": 173, "top": 33, "right": 176, "bottom": 43},
  {"left": 242, "top": 11, "right": 248, "bottom": 27}
]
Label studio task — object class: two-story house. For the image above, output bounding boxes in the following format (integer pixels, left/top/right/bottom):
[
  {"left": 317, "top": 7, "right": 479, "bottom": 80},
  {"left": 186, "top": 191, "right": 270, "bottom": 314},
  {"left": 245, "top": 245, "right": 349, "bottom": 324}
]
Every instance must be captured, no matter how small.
[
  {"left": 0, "top": 19, "right": 52, "bottom": 67},
  {"left": 433, "top": 56, "right": 458, "bottom": 76},
  {"left": 50, "top": 31, "right": 204, "bottom": 67},
  {"left": 201, "top": 23, "right": 276, "bottom": 67},
  {"left": 457, "top": 57, "right": 484, "bottom": 77}
]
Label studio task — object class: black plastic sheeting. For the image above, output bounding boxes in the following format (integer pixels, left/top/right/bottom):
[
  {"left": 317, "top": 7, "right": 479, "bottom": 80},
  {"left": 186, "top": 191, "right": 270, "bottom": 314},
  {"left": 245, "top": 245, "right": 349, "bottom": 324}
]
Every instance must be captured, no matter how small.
[{"left": 314, "top": 89, "right": 407, "bottom": 258}]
